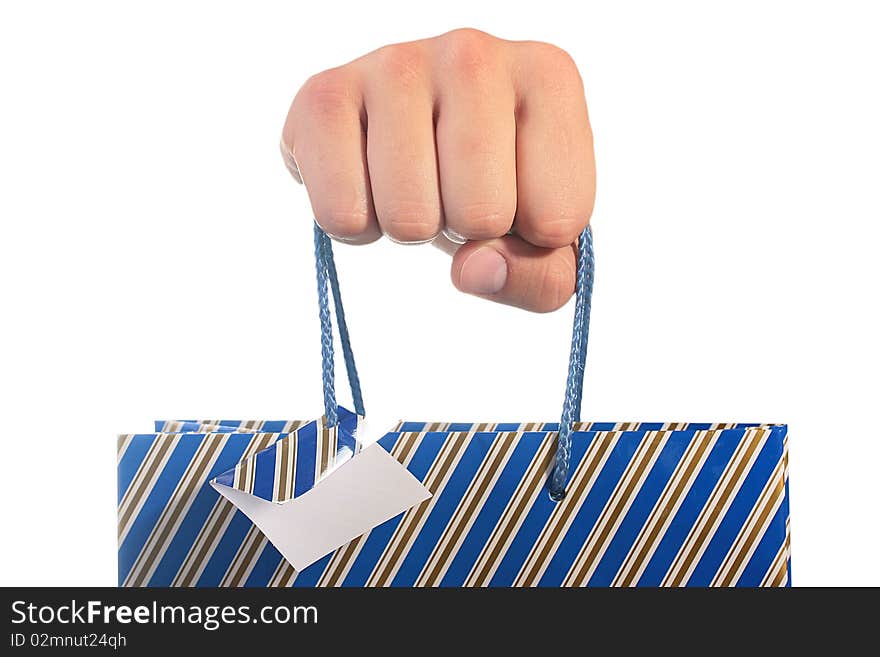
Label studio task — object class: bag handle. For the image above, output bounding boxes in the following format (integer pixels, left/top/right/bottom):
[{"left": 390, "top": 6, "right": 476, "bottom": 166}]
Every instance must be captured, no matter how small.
[{"left": 312, "top": 222, "right": 594, "bottom": 501}]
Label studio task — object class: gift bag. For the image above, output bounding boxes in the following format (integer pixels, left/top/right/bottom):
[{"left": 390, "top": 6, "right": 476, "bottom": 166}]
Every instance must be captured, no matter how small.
[{"left": 117, "top": 225, "right": 790, "bottom": 587}]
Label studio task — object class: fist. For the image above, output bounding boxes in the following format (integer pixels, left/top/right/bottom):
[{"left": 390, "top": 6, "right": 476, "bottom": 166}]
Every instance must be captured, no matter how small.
[{"left": 281, "top": 29, "right": 595, "bottom": 312}]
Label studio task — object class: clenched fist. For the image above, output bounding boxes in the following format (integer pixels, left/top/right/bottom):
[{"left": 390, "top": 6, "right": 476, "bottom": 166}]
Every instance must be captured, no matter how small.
[{"left": 281, "top": 29, "right": 595, "bottom": 312}]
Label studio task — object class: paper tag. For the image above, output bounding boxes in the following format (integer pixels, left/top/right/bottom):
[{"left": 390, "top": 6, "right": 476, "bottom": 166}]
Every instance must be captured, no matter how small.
[{"left": 211, "top": 443, "right": 431, "bottom": 571}]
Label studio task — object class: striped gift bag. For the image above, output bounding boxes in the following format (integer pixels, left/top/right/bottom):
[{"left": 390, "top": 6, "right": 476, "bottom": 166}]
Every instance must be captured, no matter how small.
[{"left": 117, "top": 225, "right": 790, "bottom": 587}]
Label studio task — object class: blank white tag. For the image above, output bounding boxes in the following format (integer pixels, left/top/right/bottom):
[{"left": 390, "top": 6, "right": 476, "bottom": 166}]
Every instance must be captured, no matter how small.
[{"left": 211, "top": 443, "right": 431, "bottom": 572}]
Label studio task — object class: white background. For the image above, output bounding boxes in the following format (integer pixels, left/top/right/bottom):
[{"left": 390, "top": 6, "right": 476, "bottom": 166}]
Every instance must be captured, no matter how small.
[{"left": 1, "top": 1, "right": 877, "bottom": 586}]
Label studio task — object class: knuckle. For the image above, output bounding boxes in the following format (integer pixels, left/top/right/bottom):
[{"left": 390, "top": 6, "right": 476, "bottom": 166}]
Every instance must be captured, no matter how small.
[
  {"left": 372, "top": 43, "right": 426, "bottom": 88},
  {"left": 531, "top": 42, "right": 583, "bottom": 93},
  {"left": 296, "top": 69, "right": 355, "bottom": 117},
  {"left": 380, "top": 200, "right": 441, "bottom": 242},
  {"left": 449, "top": 201, "right": 514, "bottom": 239},
  {"left": 441, "top": 28, "right": 499, "bottom": 79}
]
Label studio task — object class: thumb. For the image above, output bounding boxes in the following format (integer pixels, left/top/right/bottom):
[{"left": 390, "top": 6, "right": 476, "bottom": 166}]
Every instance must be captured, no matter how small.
[{"left": 450, "top": 235, "right": 577, "bottom": 313}]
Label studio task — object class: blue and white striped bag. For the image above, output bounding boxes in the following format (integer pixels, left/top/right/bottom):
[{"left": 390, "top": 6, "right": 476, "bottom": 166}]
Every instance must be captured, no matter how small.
[{"left": 117, "top": 225, "right": 790, "bottom": 587}]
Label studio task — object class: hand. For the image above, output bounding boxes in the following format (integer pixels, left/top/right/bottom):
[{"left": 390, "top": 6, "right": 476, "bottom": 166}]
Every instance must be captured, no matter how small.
[{"left": 281, "top": 28, "right": 595, "bottom": 312}]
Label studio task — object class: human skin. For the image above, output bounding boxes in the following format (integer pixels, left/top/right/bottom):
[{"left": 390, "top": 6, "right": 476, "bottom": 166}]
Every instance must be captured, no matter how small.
[{"left": 281, "top": 28, "right": 595, "bottom": 312}]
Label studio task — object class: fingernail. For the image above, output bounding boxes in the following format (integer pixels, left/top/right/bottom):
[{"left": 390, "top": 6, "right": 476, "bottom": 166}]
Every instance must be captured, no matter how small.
[
  {"left": 442, "top": 227, "right": 468, "bottom": 244},
  {"left": 324, "top": 231, "right": 361, "bottom": 244},
  {"left": 279, "top": 140, "right": 303, "bottom": 184},
  {"left": 459, "top": 247, "right": 508, "bottom": 295}
]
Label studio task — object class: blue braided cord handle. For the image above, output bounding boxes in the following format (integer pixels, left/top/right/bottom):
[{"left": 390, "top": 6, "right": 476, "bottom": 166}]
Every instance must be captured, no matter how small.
[
  {"left": 313, "top": 221, "right": 595, "bottom": 500},
  {"left": 549, "top": 226, "right": 594, "bottom": 500},
  {"left": 322, "top": 229, "right": 365, "bottom": 418},
  {"left": 314, "top": 223, "right": 365, "bottom": 427}
]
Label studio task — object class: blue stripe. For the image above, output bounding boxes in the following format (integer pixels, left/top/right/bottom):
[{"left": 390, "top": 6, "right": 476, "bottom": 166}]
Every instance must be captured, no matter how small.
[
  {"left": 534, "top": 432, "right": 642, "bottom": 587},
  {"left": 335, "top": 408, "right": 359, "bottom": 458},
  {"left": 686, "top": 435, "right": 783, "bottom": 586},
  {"left": 342, "top": 434, "right": 445, "bottom": 586},
  {"left": 178, "top": 422, "right": 204, "bottom": 432},
  {"left": 398, "top": 422, "right": 426, "bottom": 432},
  {"left": 377, "top": 432, "right": 399, "bottom": 452},
  {"left": 212, "top": 433, "right": 258, "bottom": 490},
  {"left": 118, "top": 435, "right": 202, "bottom": 584},
  {"left": 588, "top": 422, "right": 615, "bottom": 431},
  {"left": 391, "top": 433, "right": 497, "bottom": 585},
  {"left": 448, "top": 422, "right": 474, "bottom": 431},
  {"left": 292, "top": 552, "right": 333, "bottom": 587},
  {"left": 252, "top": 443, "right": 277, "bottom": 501},
  {"left": 261, "top": 421, "right": 289, "bottom": 433},
  {"left": 293, "top": 421, "right": 318, "bottom": 497},
  {"left": 439, "top": 433, "right": 545, "bottom": 586},
  {"left": 635, "top": 429, "right": 744, "bottom": 586},
  {"left": 736, "top": 501, "right": 788, "bottom": 586},
  {"left": 146, "top": 434, "right": 256, "bottom": 585},
  {"left": 195, "top": 509, "right": 254, "bottom": 586},
  {"left": 494, "top": 423, "right": 520, "bottom": 431},
  {"left": 117, "top": 435, "right": 155, "bottom": 503},
  {"left": 587, "top": 430, "right": 695, "bottom": 586},
  {"left": 638, "top": 423, "right": 666, "bottom": 431},
  {"left": 245, "top": 543, "right": 285, "bottom": 587}
]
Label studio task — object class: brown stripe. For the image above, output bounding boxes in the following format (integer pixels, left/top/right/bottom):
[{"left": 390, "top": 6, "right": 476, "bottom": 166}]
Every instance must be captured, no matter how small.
[
  {"left": 566, "top": 432, "right": 669, "bottom": 586},
  {"left": 241, "top": 445, "right": 251, "bottom": 492},
  {"left": 224, "top": 528, "right": 265, "bottom": 587},
  {"left": 518, "top": 433, "right": 617, "bottom": 586},
  {"left": 322, "top": 537, "right": 367, "bottom": 587},
  {"left": 285, "top": 433, "right": 297, "bottom": 501},
  {"left": 769, "top": 562, "right": 787, "bottom": 587},
  {"left": 117, "top": 434, "right": 133, "bottom": 463},
  {"left": 420, "top": 432, "right": 517, "bottom": 586},
  {"left": 615, "top": 431, "right": 714, "bottom": 587},
  {"left": 665, "top": 431, "right": 765, "bottom": 586},
  {"left": 319, "top": 427, "right": 331, "bottom": 478},
  {"left": 276, "top": 438, "right": 288, "bottom": 503},
  {"left": 468, "top": 434, "right": 557, "bottom": 587},
  {"left": 277, "top": 563, "right": 297, "bottom": 587}
]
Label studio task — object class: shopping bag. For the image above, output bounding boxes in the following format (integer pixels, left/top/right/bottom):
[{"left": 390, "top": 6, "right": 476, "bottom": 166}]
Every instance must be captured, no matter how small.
[{"left": 117, "top": 225, "right": 790, "bottom": 586}]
